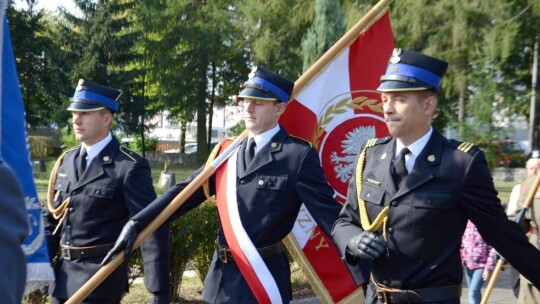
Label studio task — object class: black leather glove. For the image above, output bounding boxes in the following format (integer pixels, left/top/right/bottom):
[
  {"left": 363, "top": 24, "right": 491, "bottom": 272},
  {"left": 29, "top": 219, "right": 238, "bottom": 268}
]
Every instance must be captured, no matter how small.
[
  {"left": 101, "top": 220, "right": 140, "bottom": 265},
  {"left": 148, "top": 292, "right": 170, "bottom": 304},
  {"left": 347, "top": 231, "right": 387, "bottom": 261}
]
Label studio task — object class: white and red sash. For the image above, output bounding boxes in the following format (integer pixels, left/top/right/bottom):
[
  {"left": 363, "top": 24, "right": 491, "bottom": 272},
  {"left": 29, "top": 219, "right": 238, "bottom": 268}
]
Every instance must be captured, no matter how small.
[{"left": 215, "top": 144, "right": 283, "bottom": 304}]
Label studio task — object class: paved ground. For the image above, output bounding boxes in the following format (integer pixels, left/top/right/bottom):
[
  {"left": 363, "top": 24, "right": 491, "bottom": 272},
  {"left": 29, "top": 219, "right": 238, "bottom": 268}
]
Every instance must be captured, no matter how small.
[{"left": 291, "top": 267, "right": 516, "bottom": 304}]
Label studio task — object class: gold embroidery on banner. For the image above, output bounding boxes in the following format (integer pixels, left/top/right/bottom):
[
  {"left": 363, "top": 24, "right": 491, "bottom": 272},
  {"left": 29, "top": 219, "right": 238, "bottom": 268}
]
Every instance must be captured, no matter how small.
[{"left": 313, "top": 95, "right": 383, "bottom": 148}]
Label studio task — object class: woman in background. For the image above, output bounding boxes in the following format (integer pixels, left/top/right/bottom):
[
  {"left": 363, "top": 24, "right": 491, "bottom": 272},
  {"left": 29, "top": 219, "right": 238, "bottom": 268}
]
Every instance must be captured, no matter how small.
[{"left": 460, "top": 220, "right": 496, "bottom": 304}]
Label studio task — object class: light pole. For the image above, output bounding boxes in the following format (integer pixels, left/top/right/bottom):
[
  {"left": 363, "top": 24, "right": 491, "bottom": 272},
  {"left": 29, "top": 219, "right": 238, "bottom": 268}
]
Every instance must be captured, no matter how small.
[{"left": 529, "top": 37, "right": 538, "bottom": 153}]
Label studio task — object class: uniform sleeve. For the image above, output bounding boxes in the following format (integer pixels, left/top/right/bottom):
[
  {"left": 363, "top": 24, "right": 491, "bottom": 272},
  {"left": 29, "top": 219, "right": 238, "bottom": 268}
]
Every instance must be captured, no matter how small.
[
  {"left": 42, "top": 198, "right": 61, "bottom": 261},
  {"left": 296, "top": 147, "right": 342, "bottom": 236},
  {"left": 0, "top": 163, "right": 29, "bottom": 303},
  {"left": 461, "top": 149, "right": 540, "bottom": 289},
  {"left": 130, "top": 165, "right": 210, "bottom": 227},
  {"left": 331, "top": 157, "right": 365, "bottom": 259},
  {"left": 126, "top": 163, "right": 214, "bottom": 293},
  {"left": 122, "top": 158, "right": 171, "bottom": 294}
]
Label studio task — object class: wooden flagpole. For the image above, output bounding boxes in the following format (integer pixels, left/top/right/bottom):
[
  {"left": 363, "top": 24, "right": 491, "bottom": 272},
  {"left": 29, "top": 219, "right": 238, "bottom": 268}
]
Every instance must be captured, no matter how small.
[
  {"left": 480, "top": 172, "right": 540, "bottom": 304},
  {"left": 65, "top": 132, "right": 247, "bottom": 304}
]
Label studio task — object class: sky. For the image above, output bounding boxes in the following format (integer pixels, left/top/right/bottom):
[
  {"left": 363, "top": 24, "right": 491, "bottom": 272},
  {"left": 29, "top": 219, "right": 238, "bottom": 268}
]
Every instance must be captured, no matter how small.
[{"left": 14, "top": 0, "right": 77, "bottom": 13}]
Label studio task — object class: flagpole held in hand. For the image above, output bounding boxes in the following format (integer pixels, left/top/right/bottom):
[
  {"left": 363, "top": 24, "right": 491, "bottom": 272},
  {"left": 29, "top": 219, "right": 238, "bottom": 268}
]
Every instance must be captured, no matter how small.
[
  {"left": 480, "top": 172, "right": 540, "bottom": 304},
  {"left": 65, "top": 131, "right": 247, "bottom": 304}
]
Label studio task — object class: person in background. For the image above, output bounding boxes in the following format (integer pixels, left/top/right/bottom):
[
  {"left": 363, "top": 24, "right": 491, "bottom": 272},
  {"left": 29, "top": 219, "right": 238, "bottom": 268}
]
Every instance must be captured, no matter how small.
[
  {"left": 460, "top": 220, "right": 496, "bottom": 304},
  {"left": 101, "top": 67, "right": 351, "bottom": 303},
  {"left": 332, "top": 48, "right": 540, "bottom": 304},
  {"left": 0, "top": 159, "right": 28, "bottom": 304},
  {"left": 509, "top": 167, "right": 540, "bottom": 304},
  {"left": 507, "top": 155, "right": 540, "bottom": 216},
  {"left": 506, "top": 154, "right": 540, "bottom": 298},
  {"left": 42, "top": 79, "right": 170, "bottom": 304}
]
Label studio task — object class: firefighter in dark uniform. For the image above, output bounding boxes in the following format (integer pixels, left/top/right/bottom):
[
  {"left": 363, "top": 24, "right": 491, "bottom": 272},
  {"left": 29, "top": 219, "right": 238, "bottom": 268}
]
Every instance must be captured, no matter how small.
[
  {"left": 0, "top": 160, "right": 28, "bottom": 304},
  {"left": 43, "top": 80, "right": 170, "bottom": 303},
  {"left": 331, "top": 49, "right": 540, "bottom": 304},
  {"left": 101, "top": 67, "right": 348, "bottom": 303}
]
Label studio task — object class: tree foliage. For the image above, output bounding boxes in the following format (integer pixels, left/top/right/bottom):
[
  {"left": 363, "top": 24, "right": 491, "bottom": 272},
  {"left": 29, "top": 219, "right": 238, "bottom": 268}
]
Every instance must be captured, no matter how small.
[
  {"left": 301, "top": 0, "right": 346, "bottom": 71},
  {"left": 9, "top": 0, "right": 540, "bottom": 148},
  {"left": 8, "top": 0, "right": 72, "bottom": 128}
]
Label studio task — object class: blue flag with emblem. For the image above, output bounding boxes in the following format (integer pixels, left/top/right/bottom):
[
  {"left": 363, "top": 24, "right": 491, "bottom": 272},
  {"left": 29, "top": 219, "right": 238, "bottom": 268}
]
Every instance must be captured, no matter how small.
[{"left": 0, "top": 4, "right": 54, "bottom": 294}]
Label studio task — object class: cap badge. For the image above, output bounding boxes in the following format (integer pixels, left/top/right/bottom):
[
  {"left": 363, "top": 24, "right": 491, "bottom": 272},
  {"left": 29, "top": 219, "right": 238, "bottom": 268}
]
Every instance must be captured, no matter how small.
[
  {"left": 248, "top": 66, "right": 258, "bottom": 79},
  {"left": 76, "top": 79, "right": 84, "bottom": 91},
  {"left": 390, "top": 48, "right": 402, "bottom": 64}
]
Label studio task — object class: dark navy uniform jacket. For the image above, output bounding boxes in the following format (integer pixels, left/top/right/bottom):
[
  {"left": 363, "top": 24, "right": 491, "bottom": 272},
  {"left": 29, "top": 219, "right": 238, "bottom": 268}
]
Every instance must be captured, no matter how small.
[
  {"left": 0, "top": 161, "right": 28, "bottom": 304},
  {"left": 332, "top": 128, "right": 540, "bottom": 295},
  {"left": 43, "top": 137, "right": 170, "bottom": 300},
  {"left": 132, "top": 126, "right": 347, "bottom": 303}
]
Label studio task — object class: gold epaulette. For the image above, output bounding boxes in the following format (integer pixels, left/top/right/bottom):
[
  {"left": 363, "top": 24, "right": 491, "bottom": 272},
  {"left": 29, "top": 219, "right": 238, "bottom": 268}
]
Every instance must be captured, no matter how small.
[
  {"left": 457, "top": 142, "right": 475, "bottom": 153},
  {"left": 365, "top": 138, "right": 378, "bottom": 148}
]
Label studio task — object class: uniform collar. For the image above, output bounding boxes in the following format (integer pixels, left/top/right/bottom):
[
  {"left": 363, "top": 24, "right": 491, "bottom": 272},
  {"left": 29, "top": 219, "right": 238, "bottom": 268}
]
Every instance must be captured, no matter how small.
[
  {"left": 248, "top": 124, "right": 280, "bottom": 155},
  {"left": 81, "top": 132, "right": 112, "bottom": 165},
  {"left": 395, "top": 126, "right": 433, "bottom": 159}
]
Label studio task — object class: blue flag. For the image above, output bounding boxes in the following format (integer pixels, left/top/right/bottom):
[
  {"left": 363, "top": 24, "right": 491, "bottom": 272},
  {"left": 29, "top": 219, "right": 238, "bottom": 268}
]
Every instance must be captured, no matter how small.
[{"left": 0, "top": 7, "right": 54, "bottom": 294}]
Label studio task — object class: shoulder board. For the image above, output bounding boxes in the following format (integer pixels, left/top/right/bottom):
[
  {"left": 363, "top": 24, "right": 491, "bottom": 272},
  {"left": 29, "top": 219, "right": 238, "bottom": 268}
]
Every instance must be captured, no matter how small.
[
  {"left": 290, "top": 134, "right": 313, "bottom": 147},
  {"left": 448, "top": 139, "right": 479, "bottom": 155},
  {"left": 364, "top": 137, "right": 392, "bottom": 149},
  {"left": 119, "top": 145, "right": 138, "bottom": 161}
]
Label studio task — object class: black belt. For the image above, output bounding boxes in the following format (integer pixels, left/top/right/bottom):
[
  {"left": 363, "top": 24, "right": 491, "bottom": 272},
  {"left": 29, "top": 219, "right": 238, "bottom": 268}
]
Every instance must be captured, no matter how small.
[
  {"left": 60, "top": 243, "right": 115, "bottom": 261},
  {"left": 217, "top": 242, "right": 284, "bottom": 264},
  {"left": 370, "top": 280, "right": 462, "bottom": 304}
]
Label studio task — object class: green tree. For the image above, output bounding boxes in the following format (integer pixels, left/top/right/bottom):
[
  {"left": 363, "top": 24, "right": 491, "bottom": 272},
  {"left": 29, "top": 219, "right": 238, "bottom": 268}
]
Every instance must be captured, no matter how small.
[
  {"left": 301, "top": 0, "right": 346, "bottom": 72},
  {"left": 135, "top": 0, "right": 248, "bottom": 162},
  {"left": 8, "top": 0, "right": 72, "bottom": 128},
  {"left": 59, "top": 0, "right": 149, "bottom": 138},
  {"left": 238, "top": 0, "right": 312, "bottom": 80}
]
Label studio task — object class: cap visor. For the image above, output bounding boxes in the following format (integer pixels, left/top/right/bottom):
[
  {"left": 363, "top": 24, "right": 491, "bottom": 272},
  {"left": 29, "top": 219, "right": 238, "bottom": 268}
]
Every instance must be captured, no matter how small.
[
  {"left": 238, "top": 87, "right": 277, "bottom": 101},
  {"left": 67, "top": 101, "right": 105, "bottom": 112},
  {"left": 377, "top": 81, "right": 430, "bottom": 92}
]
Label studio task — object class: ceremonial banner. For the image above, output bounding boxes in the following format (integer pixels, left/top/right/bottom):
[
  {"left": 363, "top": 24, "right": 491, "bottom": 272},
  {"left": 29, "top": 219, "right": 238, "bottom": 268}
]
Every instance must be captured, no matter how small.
[
  {"left": 0, "top": 5, "right": 54, "bottom": 294},
  {"left": 280, "top": 7, "right": 394, "bottom": 304}
]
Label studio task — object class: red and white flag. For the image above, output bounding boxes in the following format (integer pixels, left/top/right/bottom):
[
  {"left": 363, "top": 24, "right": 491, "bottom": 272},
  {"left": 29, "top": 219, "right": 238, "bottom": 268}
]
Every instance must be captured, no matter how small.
[{"left": 280, "top": 9, "right": 394, "bottom": 303}]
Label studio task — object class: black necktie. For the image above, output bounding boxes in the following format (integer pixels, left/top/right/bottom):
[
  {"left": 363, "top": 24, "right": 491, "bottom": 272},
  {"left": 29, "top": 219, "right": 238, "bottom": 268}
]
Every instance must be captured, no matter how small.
[
  {"left": 245, "top": 138, "right": 256, "bottom": 167},
  {"left": 393, "top": 148, "right": 410, "bottom": 186},
  {"left": 77, "top": 148, "right": 87, "bottom": 179}
]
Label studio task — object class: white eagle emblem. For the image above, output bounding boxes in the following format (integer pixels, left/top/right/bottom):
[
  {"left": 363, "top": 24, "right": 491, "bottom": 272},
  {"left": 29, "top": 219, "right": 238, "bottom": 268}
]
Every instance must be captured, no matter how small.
[{"left": 330, "top": 125, "right": 376, "bottom": 183}]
